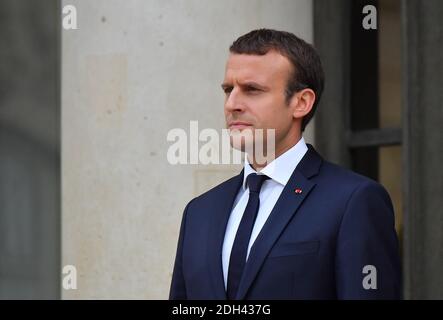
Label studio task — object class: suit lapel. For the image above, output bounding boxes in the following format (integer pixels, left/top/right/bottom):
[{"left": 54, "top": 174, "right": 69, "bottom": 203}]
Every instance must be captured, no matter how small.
[
  {"left": 236, "top": 145, "right": 323, "bottom": 299},
  {"left": 207, "top": 169, "right": 244, "bottom": 299}
]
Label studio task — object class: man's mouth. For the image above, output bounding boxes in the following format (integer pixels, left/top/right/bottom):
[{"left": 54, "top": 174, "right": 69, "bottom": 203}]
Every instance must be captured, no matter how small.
[{"left": 228, "top": 121, "right": 253, "bottom": 130}]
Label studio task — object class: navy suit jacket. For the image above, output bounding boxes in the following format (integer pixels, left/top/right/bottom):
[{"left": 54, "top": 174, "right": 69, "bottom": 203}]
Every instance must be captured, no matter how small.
[{"left": 169, "top": 145, "right": 401, "bottom": 299}]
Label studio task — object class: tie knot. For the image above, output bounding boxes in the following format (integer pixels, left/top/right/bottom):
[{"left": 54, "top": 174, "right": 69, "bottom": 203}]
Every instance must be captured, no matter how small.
[{"left": 246, "top": 173, "right": 269, "bottom": 193}]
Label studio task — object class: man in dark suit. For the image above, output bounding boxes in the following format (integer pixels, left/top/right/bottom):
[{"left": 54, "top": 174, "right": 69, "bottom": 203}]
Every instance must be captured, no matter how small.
[{"left": 169, "top": 29, "right": 401, "bottom": 300}]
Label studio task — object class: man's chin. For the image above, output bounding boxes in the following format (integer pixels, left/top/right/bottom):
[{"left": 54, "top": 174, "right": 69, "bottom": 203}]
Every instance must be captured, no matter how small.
[
  {"left": 229, "top": 128, "right": 255, "bottom": 152},
  {"left": 229, "top": 137, "right": 247, "bottom": 152}
]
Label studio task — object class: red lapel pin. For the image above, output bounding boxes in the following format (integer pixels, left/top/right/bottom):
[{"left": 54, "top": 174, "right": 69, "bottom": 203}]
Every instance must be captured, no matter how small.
[{"left": 294, "top": 188, "right": 303, "bottom": 194}]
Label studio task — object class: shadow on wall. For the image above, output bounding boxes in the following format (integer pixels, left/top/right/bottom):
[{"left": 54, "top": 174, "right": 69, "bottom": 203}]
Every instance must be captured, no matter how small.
[{"left": 0, "top": 0, "right": 60, "bottom": 299}]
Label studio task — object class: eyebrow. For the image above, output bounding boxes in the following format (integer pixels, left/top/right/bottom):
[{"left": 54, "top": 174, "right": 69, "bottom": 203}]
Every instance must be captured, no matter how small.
[
  {"left": 221, "top": 83, "right": 231, "bottom": 90},
  {"left": 221, "top": 81, "right": 269, "bottom": 90}
]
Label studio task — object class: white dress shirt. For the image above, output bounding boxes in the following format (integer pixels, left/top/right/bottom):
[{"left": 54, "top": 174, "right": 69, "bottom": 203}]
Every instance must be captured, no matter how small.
[{"left": 222, "top": 137, "right": 308, "bottom": 289}]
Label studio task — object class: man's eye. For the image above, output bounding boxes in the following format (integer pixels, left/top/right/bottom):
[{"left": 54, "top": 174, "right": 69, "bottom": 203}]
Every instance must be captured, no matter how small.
[
  {"left": 223, "top": 87, "right": 232, "bottom": 94},
  {"left": 246, "top": 86, "right": 260, "bottom": 92}
]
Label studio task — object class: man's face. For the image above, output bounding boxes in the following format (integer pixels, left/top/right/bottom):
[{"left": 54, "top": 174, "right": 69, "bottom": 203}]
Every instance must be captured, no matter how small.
[{"left": 222, "top": 50, "right": 299, "bottom": 156}]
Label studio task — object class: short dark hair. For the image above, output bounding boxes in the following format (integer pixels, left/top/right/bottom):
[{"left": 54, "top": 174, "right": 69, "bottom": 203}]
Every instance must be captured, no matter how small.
[{"left": 229, "top": 29, "right": 325, "bottom": 131}]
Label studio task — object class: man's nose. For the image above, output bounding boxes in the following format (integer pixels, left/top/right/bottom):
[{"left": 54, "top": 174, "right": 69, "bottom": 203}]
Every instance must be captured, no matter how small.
[{"left": 224, "top": 89, "right": 245, "bottom": 113}]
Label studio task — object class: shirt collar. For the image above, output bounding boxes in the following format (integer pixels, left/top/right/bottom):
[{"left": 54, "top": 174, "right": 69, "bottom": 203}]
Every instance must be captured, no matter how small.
[{"left": 242, "top": 137, "right": 308, "bottom": 190}]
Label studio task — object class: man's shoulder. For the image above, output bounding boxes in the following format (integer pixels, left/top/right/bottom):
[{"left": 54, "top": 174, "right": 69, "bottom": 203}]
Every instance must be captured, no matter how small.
[
  {"left": 184, "top": 156, "right": 390, "bottom": 211},
  {"left": 320, "top": 160, "right": 372, "bottom": 184},
  {"left": 186, "top": 171, "right": 242, "bottom": 209},
  {"left": 318, "top": 159, "right": 390, "bottom": 199},
  {"left": 302, "top": 144, "right": 385, "bottom": 192}
]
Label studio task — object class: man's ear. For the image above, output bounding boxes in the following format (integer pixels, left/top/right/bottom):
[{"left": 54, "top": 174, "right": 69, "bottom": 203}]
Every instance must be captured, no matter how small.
[{"left": 290, "top": 88, "right": 316, "bottom": 120}]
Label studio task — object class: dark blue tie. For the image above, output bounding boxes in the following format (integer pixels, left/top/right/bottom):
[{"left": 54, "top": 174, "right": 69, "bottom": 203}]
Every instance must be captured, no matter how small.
[{"left": 227, "top": 173, "right": 269, "bottom": 300}]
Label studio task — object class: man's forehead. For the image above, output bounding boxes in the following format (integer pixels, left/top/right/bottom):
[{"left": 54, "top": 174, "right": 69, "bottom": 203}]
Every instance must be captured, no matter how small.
[{"left": 224, "top": 51, "right": 291, "bottom": 82}]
